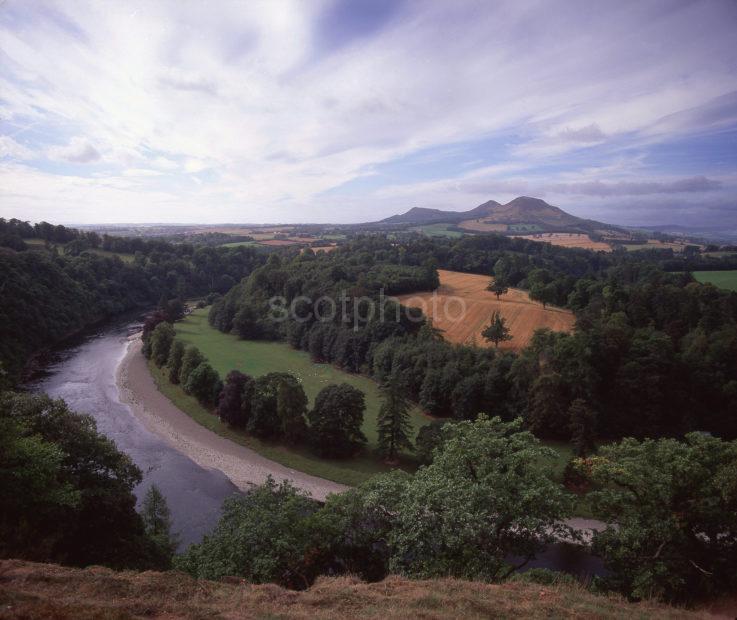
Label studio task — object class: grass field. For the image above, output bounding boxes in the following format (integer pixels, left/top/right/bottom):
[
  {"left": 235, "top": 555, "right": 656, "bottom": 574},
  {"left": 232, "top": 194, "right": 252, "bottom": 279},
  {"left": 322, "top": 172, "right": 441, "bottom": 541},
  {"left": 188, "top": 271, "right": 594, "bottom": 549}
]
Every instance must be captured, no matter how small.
[
  {"left": 398, "top": 269, "right": 575, "bottom": 350},
  {"left": 23, "top": 238, "right": 134, "bottom": 262},
  {"left": 411, "top": 223, "right": 464, "bottom": 238},
  {"left": 692, "top": 270, "right": 737, "bottom": 291},
  {"left": 159, "top": 308, "right": 428, "bottom": 485}
]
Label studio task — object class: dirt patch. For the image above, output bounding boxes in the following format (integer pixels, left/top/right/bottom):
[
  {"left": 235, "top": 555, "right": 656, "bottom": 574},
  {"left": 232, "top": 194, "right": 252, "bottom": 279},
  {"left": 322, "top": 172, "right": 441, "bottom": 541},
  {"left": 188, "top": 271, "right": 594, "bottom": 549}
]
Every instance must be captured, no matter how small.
[{"left": 398, "top": 270, "right": 575, "bottom": 351}]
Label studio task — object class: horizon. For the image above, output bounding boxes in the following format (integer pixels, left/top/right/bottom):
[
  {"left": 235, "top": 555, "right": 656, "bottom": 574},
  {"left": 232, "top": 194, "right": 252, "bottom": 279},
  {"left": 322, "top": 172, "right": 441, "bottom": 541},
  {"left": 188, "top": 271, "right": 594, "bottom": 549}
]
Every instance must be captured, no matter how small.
[{"left": 2, "top": 0, "right": 737, "bottom": 226}]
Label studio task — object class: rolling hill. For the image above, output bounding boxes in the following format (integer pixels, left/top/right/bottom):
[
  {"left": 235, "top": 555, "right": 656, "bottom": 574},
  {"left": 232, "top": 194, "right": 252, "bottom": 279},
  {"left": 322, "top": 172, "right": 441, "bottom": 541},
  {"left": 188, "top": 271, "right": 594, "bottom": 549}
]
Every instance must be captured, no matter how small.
[{"left": 379, "top": 196, "right": 612, "bottom": 234}]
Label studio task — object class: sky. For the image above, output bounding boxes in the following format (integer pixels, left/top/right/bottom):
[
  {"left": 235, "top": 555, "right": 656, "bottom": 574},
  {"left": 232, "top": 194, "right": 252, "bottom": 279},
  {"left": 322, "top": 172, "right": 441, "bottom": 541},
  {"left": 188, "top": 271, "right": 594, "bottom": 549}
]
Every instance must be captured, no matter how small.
[{"left": 1, "top": 0, "right": 736, "bottom": 226}]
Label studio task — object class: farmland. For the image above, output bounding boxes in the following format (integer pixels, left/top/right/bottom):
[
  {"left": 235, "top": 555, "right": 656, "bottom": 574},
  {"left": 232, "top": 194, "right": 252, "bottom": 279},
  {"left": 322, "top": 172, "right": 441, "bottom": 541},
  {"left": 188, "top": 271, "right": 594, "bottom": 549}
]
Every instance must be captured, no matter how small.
[
  {"left": 510, "top": 233, "right": 612, "bottom": 251},
  {"left": 411, "top": 223, "right": 465, "bottom": 238},
  {"left": 457, "top": 219, "right": 508, "bottom": 233},
  {"left": 692, "top": 270, "right": 737, "bottom": 291},
  {"left": 398, "top": 269, "right": 575, "bottom": 350}
]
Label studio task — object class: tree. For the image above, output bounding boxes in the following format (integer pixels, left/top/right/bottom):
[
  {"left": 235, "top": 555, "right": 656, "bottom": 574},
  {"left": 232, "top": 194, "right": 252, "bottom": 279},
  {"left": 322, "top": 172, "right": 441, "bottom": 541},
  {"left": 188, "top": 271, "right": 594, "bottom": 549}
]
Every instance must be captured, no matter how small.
[
  {"left": 276, "top": 377, "right": 309, "bottom": 444},
  {"left": 527, "top": 372, "right": 569, "bottom": 438},
  {"left": 246, "top": 373, "right": 305, "bottom": 440},
  {"left": 217, "top": 370, "right": 254, "bottom": 427},
  {"left": 140, "top": 485, "right": 178, "bottom": 566},
  {"left": 149, "top": 322, "right": 176, "bottom": 367},
  {"left": 0, "top": 391, "right": 164, "bottom": 569},
  {"left": 481, "top": 310, "right": 512, "bottom": 348},
  {"left": 377, "top": 378, "right": 414, "bottom": 462},
  {"left": 309, "top": 384, "right": 367, "bottom": 458},
  {"left": 487, "top": 278, "right": 509, "bottom": 300},
  {"left": 175, "top": 478, "right": 326, "bottom": 588},
  {"left": 185, "top": 362, "right": 222, "bottom": 406},
  {"left": 415, "top": 420, "right": 450, "bottom": 465},
  {"left": 166, "top": 340, "right": 185, "bottom": 384},
  {"left": 586, "top": 434, "right": 737, "bottom": 603},
  {"left": 179, "top": 346, "right": 205, "bottom": 387},
  {"left": 382, "top": 416, "right": 574, "bottom": 581},
  {"left": 568, "top": 398, "right": 596, "bottom": 456}
]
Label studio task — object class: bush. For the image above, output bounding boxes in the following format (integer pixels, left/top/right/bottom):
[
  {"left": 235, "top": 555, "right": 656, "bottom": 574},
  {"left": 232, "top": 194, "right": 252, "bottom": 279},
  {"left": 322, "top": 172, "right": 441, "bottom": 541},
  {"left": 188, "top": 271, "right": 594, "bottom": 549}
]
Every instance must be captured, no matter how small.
[{"left": 184, "top": 362, "right": 222, "bottom": 406}]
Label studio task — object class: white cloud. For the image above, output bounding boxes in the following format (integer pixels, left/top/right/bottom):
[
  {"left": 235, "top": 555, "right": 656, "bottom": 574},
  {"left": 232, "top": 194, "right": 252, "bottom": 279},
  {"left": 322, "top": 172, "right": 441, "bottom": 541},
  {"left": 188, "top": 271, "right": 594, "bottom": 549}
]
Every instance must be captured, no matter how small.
[
  {"left": 46, "top": 137, "right": 102, "bottom": 164},
  {"left": 0, "top": 0, "right": 735, "bottom": 223}
]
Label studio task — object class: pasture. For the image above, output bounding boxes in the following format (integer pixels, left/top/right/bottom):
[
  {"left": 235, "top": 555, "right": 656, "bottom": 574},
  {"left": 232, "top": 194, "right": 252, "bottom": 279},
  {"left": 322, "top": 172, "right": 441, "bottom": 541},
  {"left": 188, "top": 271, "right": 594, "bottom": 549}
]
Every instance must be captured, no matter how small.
[
  {"left": 692, "top": 270, "right": 737, "bottom": 292},
  {"left": 398, "top": 269, "right": 575, "bottom": 350},
  {"left": 174, "top": 310, "right": 430, "bottom": 444}
]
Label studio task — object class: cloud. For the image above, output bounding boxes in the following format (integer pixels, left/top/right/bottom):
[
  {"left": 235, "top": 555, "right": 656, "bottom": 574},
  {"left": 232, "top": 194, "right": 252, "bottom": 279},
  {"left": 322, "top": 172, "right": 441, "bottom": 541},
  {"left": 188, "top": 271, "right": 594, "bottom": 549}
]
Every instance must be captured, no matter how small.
[
  {"left": 0, "top": 136, "right": 35, "bottom": 160},
  {"left": 548, "top": 176, "right": 723, "bottom": 197},
  {"left": 46, "top": 137, "right": 102, "bottom": 164},
  {"left": 0, "top": 0, "right": 736, "bottom": 223}
]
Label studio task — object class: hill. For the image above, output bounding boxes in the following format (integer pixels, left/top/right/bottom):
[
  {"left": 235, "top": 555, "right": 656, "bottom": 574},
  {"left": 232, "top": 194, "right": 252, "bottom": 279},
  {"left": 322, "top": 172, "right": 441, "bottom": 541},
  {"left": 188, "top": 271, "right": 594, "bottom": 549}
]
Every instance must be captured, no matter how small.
[
  {"left": 0, "top": 559, "right": 707, "bottom": 619},
  {"left": 380, "top": 196, "right": 609, "bottom": 233}
]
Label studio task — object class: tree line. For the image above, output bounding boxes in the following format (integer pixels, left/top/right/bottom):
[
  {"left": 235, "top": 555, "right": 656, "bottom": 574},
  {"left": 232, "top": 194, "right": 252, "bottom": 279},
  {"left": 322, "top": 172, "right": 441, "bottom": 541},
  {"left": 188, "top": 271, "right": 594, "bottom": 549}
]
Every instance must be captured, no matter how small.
[
  {"left": 208, "top": 236, "right": 737, "bottom": 443},
  {"left": 145, "top": 319, "right": 415, "bottom": 461},
  {"left": 0, "top": 233, "right": 266, "bottom": 385}
]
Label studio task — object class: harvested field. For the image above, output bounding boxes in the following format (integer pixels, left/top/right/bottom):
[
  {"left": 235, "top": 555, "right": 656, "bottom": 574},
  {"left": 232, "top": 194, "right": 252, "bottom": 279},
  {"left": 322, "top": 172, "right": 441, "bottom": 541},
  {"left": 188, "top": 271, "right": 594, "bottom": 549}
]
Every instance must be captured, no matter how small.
[
  {"left": 398, "top": 269, "right": 575, "bottom": 350},
  {"left": 510, "top": 233, "right": 611, "bottom": 251},
  {"left": 458, "top": 219, "right": 508, "bottom": 232},
  {"left": 308, "top": 245, "right": 338, "bottom": 253},
  {"left": 258, "top": 238, "right": 303, "bottom": 247}
]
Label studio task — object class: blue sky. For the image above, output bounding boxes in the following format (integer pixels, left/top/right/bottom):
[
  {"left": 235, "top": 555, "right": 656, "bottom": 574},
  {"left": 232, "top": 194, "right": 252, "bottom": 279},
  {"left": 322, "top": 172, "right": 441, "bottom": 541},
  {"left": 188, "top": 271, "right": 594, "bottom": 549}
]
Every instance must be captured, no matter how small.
[{"left": 1, "top": 0, "right": 736, "bottom": 225}]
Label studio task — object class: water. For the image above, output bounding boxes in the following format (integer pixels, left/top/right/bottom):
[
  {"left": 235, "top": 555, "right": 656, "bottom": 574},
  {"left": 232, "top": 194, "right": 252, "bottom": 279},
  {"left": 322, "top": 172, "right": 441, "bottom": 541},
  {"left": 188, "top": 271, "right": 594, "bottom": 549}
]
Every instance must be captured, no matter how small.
[
  {"left": 25, "top": 316, "right": 238, "bottom": 549},
  {"left": 24, "top": 315, "right": 604, "bottom": 577}
]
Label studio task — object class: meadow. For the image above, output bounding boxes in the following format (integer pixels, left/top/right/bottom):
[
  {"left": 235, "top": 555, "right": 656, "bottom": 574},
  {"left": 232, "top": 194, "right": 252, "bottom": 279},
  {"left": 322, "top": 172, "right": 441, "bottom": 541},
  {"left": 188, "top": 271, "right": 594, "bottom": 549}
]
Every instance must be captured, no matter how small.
[
  {"left": 410, "top": 223, "right": 465, "bottom": 238},
  {"left": 692, "top": 270, "right": 737, "bottom": 292},
  {"left": 163, "top": 308, "right": 427, "bottom": 485}
]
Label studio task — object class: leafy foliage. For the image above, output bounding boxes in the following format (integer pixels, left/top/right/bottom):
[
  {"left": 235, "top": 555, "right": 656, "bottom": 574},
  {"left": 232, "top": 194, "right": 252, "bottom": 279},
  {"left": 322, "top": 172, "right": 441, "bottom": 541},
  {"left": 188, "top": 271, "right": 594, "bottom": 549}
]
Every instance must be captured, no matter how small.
[
  {"left": 308, "top": 384, "right": 367, "bottom": 458},
  {"left": 0, "top": 391, "right": 166, "bottom": 569},
  {"left": 586, "top": 434, "right": 737, "bottom": 603}
]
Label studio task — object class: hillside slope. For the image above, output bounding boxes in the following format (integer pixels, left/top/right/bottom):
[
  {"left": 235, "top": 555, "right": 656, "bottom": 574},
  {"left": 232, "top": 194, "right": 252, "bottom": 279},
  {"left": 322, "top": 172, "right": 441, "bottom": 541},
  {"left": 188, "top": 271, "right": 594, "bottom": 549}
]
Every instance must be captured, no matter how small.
[
  {"left": 0, "top": 560, "right": 706, "bottom": 620},
  {"left": 380, "top": 196, "right": 606, "bottom": 232}
]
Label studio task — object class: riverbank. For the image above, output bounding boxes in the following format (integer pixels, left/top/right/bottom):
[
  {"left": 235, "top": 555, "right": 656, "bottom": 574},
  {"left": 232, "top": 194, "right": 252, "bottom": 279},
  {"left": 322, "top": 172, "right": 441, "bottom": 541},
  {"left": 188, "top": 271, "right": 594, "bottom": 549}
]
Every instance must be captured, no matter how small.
[{"left": 116, "top": 335, "right": 348, "bottom": 502}]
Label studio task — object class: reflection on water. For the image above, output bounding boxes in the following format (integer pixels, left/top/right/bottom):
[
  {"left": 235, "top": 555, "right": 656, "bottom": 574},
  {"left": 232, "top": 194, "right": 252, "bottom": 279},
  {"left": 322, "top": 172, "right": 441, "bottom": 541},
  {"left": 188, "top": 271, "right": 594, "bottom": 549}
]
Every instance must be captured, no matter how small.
[{"left": 25, "top": 317, "right": 238, "bottom": 549}]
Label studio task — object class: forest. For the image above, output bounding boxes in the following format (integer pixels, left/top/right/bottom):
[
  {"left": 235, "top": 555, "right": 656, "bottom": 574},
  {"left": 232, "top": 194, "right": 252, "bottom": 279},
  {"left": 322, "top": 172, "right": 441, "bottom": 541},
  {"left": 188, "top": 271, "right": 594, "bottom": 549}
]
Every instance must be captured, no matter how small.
[{"left": 209, "top": 235, "right": 737, "bottom": 442}]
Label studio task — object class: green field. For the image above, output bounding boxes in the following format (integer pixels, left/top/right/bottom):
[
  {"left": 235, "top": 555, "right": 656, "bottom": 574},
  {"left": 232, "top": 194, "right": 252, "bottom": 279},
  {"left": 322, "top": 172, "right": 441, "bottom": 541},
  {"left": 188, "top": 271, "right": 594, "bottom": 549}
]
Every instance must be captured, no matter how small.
[
  {"left": 692, "top": 270, "right": 737, "bottom": 292},
  {"left": 411, "top": 223, "right": 464, "bottom": 238},
  {"left": 23, "top": 238, "right": 134, "bottom": 262},
  {"left": 159, "top": 308, "right": 427, "bottom": 485},
  {"left": 221, "top": 240, "right": 260, "bottom": 248}
]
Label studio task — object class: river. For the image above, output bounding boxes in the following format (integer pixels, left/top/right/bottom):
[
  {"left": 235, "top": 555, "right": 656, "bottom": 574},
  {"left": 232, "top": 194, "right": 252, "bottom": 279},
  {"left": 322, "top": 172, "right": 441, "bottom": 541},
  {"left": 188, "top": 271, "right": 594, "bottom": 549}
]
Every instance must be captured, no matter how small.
[
  {"left": 25, "top": 315, "right": 239, "bottom": 549},
  {"left": 24, "top": 315, "right": 604, "bottom": 577}
]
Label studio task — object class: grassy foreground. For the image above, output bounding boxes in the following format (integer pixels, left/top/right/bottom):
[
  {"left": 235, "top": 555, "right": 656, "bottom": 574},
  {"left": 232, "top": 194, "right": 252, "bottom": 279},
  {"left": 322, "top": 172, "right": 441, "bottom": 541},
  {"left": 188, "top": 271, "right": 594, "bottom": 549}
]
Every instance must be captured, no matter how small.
[
  {"left": 0, "top": 560, "right": 705, "bottom": 620},
  {"left": 693, "top": 270, "right": 737, "bottom": 292}
]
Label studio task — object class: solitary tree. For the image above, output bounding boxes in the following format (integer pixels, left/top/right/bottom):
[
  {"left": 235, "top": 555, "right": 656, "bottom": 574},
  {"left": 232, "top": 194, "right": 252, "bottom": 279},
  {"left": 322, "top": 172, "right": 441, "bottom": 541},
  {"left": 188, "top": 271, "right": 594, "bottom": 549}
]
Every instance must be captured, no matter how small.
[
  {"left": 568, "top": 398, "right": 597, "bottom": 456},
  {"left": 487, "top": 279, "right": 509, "bottom": 300},
  {"left": 377, "top": 379, "right": 414, "bottom": 462},
  {"left": 166, "top": 340, "right": 185, "bottom": 384},
  {"left": 141, "top": 485, "right": 178, "bottom": 566},
  {"left": 481, "top": 311, "right": 513, "bottom": 348},
  {"left": 309, "top": 384, "right": 367, "bottom": 458}
]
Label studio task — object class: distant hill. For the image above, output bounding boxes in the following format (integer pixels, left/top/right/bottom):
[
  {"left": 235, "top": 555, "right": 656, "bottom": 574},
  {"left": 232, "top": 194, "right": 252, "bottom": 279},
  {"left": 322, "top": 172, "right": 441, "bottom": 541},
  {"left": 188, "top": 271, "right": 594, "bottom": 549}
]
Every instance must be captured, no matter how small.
[{"left": 379, "top": 196, "right": 611, "bottom": 233}]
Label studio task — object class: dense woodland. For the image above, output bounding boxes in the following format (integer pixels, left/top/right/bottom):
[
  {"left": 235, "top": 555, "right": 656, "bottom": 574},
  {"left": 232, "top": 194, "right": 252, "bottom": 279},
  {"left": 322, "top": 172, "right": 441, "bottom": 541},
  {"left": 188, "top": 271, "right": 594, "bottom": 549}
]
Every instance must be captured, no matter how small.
[
  {"left": 0, "top": 218, "right": 266, "bottom": 384},
  {"left": 209, "top": 235, "right": 737, "bottom": 442}
]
